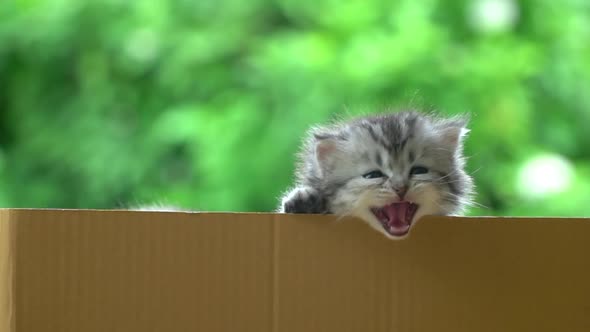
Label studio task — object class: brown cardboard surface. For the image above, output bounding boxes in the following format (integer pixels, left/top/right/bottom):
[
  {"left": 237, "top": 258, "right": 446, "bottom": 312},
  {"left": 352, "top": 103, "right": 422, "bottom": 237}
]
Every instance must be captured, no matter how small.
[
  {"left": 0, "top": 209, "right": 589, "bottom": 332},
  {"left": 0, "top": 210, "right": 15, "bottom": 332}
]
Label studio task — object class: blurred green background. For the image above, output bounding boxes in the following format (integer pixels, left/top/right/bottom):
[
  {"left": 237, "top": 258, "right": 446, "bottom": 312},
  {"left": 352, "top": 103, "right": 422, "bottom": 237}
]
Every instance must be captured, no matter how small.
[{"left": 0, "top": 0, "right": 589, "bottom": 216}]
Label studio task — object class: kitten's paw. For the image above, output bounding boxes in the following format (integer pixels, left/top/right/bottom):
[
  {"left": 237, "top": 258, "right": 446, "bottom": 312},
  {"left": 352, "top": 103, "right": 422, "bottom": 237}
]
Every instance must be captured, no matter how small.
[
  {"left": 280, "top": 187, "right": 326, "bottom": 214},
  {"left": 130, "top": 204, "right": 186, "bottom": 212}
]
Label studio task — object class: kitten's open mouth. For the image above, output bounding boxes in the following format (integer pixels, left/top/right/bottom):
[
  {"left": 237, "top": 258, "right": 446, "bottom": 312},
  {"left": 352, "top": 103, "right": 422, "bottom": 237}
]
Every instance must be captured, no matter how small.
[{"left": 371, "top": 202, "right": 419, "bottom": 237}]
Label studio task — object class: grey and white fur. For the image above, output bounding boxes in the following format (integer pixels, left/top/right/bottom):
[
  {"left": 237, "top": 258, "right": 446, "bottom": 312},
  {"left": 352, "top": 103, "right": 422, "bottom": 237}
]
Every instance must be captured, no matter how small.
[{"left": 279, "top": 110, "right": 474, "bottom": 239}]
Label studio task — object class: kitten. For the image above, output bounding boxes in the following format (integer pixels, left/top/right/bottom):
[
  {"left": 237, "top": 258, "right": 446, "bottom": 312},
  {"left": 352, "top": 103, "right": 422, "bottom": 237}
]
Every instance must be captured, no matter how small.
[{"left": 279, "top": 111, "right": 474, "bottom": 239}]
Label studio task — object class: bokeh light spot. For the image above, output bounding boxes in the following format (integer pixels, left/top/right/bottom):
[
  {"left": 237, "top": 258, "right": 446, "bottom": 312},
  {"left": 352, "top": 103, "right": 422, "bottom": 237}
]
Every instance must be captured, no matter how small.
[
  {"left": 468, "top": 0, "right": 519, "bottom": 34},
  {"left": 125, "top": 28, "right": 159, "bottom": 64},
  {"left": 517, "top": 154, "right": 574, "bottom": 199}
]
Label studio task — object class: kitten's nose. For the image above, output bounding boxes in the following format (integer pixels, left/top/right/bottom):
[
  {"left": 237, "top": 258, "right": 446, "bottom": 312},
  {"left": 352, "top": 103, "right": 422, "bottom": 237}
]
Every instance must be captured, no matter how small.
[{"left": 395, "top": 186, "right": 408, "bottom": 199}]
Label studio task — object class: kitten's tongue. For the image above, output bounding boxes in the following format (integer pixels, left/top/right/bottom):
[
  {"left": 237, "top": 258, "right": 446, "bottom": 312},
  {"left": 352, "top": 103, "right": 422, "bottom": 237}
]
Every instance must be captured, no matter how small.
[
  {"left": 383, "top": 203, "right": 411, "bottom": 227},
  {"left": 372, "top": 202, "right": 418, "bottom": 237}
]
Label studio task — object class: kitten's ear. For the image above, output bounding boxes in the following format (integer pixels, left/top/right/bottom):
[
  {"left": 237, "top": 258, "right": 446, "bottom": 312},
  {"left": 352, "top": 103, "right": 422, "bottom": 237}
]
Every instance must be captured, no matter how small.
[
  {"left": 315, "top": 138, "right": 338, "bottom": 164},
  {"left": 439, "top": 116, "right": 470, "bottom": 149},
  {"left": 312, "top": 132, "right": 343, "bottom": 173}
]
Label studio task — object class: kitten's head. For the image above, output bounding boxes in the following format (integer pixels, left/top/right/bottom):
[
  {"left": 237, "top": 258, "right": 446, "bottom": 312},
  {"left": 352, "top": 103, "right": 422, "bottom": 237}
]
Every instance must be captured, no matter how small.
[{"left": 299, "top": 111, "right": 473, "bottom": 239}]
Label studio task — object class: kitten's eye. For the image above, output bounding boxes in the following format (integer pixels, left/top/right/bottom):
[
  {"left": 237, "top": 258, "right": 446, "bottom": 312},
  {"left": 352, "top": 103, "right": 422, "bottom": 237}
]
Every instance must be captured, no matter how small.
[
  {"left": 362, "top": 170, "right": 385, "bottom": 179},
  {"left": 410, "top": 166, "right": 428, "bottom": 175}
]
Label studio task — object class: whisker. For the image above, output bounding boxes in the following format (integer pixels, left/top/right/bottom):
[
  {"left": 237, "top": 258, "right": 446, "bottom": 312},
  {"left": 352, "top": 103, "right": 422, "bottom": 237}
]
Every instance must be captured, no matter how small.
[
  {"left": 437, "top": 179, "right": 467, "bottom": 185},
  {"left": 432, "top": 169, "right": 461, "bottom": 181},
  {"left": 469, "top": 166, "right": 483, "bottom": 176},
  {"left": 429, "top": 147, "right": 454, "bottom": 153},
  {"left": 426, "top": 195, "right": 446, "bottom": 212},
  {"left": 443, "top": 193, "right": 490, "bottom": 210}
]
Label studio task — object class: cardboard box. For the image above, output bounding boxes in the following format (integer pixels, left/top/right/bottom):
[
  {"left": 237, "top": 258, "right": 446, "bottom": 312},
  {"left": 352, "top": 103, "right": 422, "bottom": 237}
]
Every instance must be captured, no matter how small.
[{"left": 0, "top": 209, "right": 589, "bottom": 332}]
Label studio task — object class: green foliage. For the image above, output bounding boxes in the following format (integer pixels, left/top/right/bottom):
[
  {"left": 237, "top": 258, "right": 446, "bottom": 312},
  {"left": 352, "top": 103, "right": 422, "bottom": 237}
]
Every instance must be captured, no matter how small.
[{"left": 0, "top": 0, "right": 589, "bottom": 216}]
